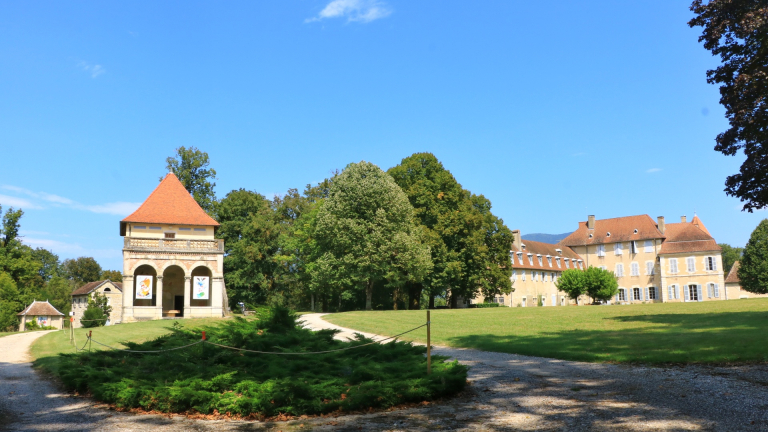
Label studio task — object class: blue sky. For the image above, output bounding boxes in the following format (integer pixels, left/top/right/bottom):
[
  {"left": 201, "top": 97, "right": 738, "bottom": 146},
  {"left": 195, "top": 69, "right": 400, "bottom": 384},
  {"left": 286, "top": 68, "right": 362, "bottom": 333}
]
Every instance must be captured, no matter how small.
[{"left": 0, "top": 1, "right": 760, "bottom": 271}]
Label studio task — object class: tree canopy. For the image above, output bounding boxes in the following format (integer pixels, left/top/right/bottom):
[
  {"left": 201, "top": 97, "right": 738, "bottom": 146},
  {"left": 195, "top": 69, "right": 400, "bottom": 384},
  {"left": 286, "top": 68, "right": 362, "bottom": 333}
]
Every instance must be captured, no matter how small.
[
  {"left": 718, "top": 243, "right": 744, "bottom": 274},
  {"left": 689, "top": 1, "right": 768, "bottom": 211},
  {"left": 165, "top": 146, "right": 218, "bottom": 213},
  {"left": 314, "top": 161, "right": 432, "bottom": 310},
  {"left": 738, "top": 218, "right": 768, "bottom": 294},
  {"left": 62, "top": 257, "right": 102, "bottom": 286}
]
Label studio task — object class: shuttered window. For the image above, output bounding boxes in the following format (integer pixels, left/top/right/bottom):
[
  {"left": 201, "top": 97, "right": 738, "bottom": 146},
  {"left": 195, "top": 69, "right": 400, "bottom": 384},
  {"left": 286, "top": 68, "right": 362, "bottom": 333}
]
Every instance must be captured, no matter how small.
[
  {"left": 687, "top": 257, "right": 695, "bottom": 273},
  {"left": 706, "top": 256, "right": 717, "bottom": 271},
  {"left": 615, "top": 243, "right": 623, "bottom": 255},
  {"left": 670, "top": 259, "right": 678, "bottom": 274},
  {"left": 630, "top": 241, "right": 638, "bottom": 254},
  {"left": 644, "top": 240, "right": 653, "bottom": 253},
  {"left": 615, "top": 263, "right": 624, "bottom": 277},
  {"left": 597, "top": 244, "right": 605, "bottom": 257},
  {"left": 646, "top": 261, "right": 654, "bottom": 275},
  {"left": 631, "top": 262, "right": 640, "bottom": 276},
  {"left": 648, "top": 287, "right": 656, "bottom": 300},
  {"left": 511, "top": 270, "right": 517, "bottom": 281},
  {"left": 633, "top": 288, "right": 641, "bottom": 300}
]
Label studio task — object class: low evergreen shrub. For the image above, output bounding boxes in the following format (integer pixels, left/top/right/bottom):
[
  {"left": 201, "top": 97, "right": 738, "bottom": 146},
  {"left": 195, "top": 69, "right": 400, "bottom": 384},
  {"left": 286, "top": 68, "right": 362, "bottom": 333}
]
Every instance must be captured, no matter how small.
[
  {"left": 46, "top": 306, "right": 467, "bottom": 418},
  {"left": 475, "top": 303, "right": 500, "bottom": 308}
]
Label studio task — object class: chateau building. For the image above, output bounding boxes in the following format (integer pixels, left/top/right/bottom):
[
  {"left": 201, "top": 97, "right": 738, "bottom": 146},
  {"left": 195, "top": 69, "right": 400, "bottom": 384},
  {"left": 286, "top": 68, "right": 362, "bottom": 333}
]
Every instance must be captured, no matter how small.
[
  {"left": 120, "top": 173, "right": 228, "bottom": 321},
  {"left": 70, "top": 280, "right": 123, "bottom": 327},
  {"left": 559, "top": 214, "right": 725, "bottom": 304}
]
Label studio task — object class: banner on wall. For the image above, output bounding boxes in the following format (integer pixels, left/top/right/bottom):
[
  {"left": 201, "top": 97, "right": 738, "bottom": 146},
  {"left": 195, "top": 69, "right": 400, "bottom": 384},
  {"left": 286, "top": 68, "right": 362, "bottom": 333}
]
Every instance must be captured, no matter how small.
[
  {"left": 135, "top": 275, "right": 153, "bottom": 299},
  {"left": 193, "top": 276, "right": 209, "bottom": 300}
]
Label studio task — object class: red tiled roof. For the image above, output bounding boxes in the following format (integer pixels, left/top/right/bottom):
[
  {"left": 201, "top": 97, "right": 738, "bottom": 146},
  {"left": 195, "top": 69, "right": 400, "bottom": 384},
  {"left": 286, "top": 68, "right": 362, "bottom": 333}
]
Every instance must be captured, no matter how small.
[
  {"left": 559, "top": 215, "right": 665, "bottom": 247},
  {"left": 690, "top": 215, "right": 711, "bottom": 236},
  {"left": 121, "top": 173, "right": 219, "bottom": 228},
  {"left": 511, "top": 239, "right": 583, "bottom": 271},
  {"left": 725, "top": 261, "right": 740, "bottom": 284},
  {"left": 17, "top": 300, "right": 64, "bottom": 316},
  {"left": 71, "top": 280, "right": 123, "bottom": 296},
  {"left": 658, "top": 221, "right": 720, "bottom": 254}
]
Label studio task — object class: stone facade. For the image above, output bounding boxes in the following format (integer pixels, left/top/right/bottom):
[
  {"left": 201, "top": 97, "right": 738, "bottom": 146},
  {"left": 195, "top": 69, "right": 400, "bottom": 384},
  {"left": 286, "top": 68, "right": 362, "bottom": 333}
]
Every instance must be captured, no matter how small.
[{"left": 70, "top": 280, "right": 123, "bottom": 328}]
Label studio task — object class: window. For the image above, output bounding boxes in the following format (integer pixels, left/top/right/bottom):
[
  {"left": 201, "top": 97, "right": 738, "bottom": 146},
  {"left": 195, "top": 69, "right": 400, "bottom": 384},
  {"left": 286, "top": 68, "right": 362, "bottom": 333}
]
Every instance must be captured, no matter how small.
[
  {"left": 597, "top": 244, "right": 605, "bottom": 257},
  {"left": 194, "top": 228, "right": 206, "bottom": 232},
  {"left": 578, "top": 260, "right": 584, "bottom": 269},
  {"left": 668, "top": 284, "right": 678, "bottom": 300},
  {"left": 618, "top": 289, "right": 627, "bottom": 301},
  {"left": 564, "top": 258, "right": 570, "bottom": 268},
  {"left": 134, "top": 226, "right": 146, "bottom": 229},
  {"left": 630, "top": 241, "right": 638, "bottom": 254},
  {"left": 164, "top": 232, "right": 176, "bottom": 239},
  {"left": 541, "top": 296, "right": 546, "bottom": 306},
  {"left": 688, "top": 285, "right": 699, "bottom": 301},
  {"left": 686, "top": 257, "right": 696, "bottom": 273},
  {"left": 648, "top": 287, "right": 656, "bottom": 300},
  {"left": 537, "top": 255, "right": 543, "bottom": 266},
  {"left": 547, "top": 256, "right": 552, "bottom": 267},
  {"left": 646, "top": 261, "right": 655, "bottom": 275},
  {"left": 149, "top": 226, "right": 162, "bottom": 230},
  {"left": 179, "top": 227, "right": 191, "bottom": 231},
  {"left": 521, "top": 270, "right": 526, "bottom": 281},
  {"left": 615, "top": 263, "right": 624, "bottom": 277},
  {"left": 528, "top": 254, "right": 533, "bottom": 265},
  {"left": 631, "top": 262, "right": 640, "bottom": 276},
  {"left": 517, "top": 252, "right": 524, "bottom": 265},
  {"left": 644, "top": 240, "right": 653, "bottom": 253},
  {"left": 708, "top": 283, "right": 720, "bottom": 298},
  {"left": 706, "top": 256, "right": 717, "bottom": 271},
  {"left": 551, "top": 272, "right": 556, "bottom": 282},
  {"left": 543, "top": 272, "right": 548, "bottom": 282},
  {"left": 496, "top": 296, "right": 505, "bottom": 305},
  {"left": 670, "top": 258, "right": 679, "bottom": 274},
  {"left": 556, "top": 257, "right": 561, "bottom": 267},
  {"left": 615, "top": 242, "right": 623, "bottom": 255},
  {"left": 599, "top": 265, "right": 607, "bottom": 270},
  {"left": 633, "top": 287, "right": 642, "bottom": 301}
]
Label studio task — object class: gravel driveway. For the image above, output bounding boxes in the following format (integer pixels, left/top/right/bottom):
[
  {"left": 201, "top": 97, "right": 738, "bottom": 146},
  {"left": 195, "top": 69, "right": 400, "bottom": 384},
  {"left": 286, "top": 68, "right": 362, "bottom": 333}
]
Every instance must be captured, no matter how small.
[{"left": 1, "top": 318, "right": 767, "bottom": 431}]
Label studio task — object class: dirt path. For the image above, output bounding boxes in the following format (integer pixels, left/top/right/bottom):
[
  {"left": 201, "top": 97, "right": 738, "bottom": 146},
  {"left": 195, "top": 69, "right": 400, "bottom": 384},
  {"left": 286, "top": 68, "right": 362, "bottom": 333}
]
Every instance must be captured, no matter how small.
[{"left": 2, "top": 319, "right": 768, "bottom": 431}]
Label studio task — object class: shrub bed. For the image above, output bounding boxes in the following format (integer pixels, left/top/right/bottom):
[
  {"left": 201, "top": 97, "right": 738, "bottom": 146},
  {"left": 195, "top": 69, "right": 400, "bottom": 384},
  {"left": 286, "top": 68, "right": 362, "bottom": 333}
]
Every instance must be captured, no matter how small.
[
  {"left": 44, "top": 307, "right": 467, "bottom": 418},
  {"left": 472, "top": 303, "right": 500, "bottom": 308}
]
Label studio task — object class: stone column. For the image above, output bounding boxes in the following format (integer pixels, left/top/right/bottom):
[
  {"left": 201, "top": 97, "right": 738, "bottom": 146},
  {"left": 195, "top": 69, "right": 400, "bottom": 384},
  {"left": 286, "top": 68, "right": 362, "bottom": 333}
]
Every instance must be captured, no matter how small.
[
  {"left": 184, "top": 276, "right": 191, "bottom": 318},
  {"left": 122, "top": 275, "right": 134, "bottom": 322},
  {"left": 156, "top": 276, "right": 164, "bottom": 318},
  {"left": 212, "top": 277, "right": 224, "bottom": 316}
]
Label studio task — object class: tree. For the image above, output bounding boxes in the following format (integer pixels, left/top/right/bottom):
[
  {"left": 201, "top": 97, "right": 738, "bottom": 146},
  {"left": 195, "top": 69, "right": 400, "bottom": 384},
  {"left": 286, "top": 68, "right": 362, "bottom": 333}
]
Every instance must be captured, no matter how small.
[
  {"left": 719, "top": 243, "right": 744, "bottom": 274},
  {"left": 61, "top": 257, "right": 102, "bottom": 286},
  {"left": 583, "top": 266, "right": 619, "bottom": 303},
  {"left": 81, "top": 292, "right": 112, "bottom": 328},
  {"left": 215, "top": 189, "right": 282, "bottom": 307},
  {"left": 164, "top": 146, "right": 218, "bottom": 213},
  {"left": 689, "top": 1, "right": 768, "bottom": 211},
  {"left": 31, "top": 248, "right": 60, "bottom": 282},
  {"left": 1, "top": 206, "right": 23, "bottom": 248},
  {"left": 738, "top": 219, "right": 768, "bottom": 294},
  {"left": 41, "top": 276, "right": 74, "bottom": 316},
  {"left": 0, "top": 272, "right": 22, "bottom": 331},
  {"left": 314, "top": 161, "right": 432, "bottom": 310},
  {"left": 100, "top": 270, "right": 123, "bottom": 282},
  {"left": 555, "top": 269, "right": 586, "bottom": 302},
  {"left": 388, "top": 153, "right": 513, "bottom": 309}
]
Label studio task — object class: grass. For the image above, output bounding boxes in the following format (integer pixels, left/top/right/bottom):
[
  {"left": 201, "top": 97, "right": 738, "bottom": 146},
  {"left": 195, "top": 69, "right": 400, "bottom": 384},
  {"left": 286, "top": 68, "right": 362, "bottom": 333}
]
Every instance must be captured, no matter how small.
[
  {"left": 324, "top": 299, "right": 768, "bottom": 364},
  {"left": 33, "top": 308, "right": 466, "bottom": 418}
]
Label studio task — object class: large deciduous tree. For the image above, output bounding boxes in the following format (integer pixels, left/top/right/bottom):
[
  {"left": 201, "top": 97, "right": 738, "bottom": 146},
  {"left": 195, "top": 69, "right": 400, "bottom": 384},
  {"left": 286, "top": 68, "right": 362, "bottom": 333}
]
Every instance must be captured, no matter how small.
[
  {"left": 61, "top": 257, "right": 102, "bottom": 287},
  {"left": 555, "top": 269, "right": 586, "bottom": 303},
  {"left": 689, "top": 1, "right": 768, "bottom": 211},
  {"left": 314, "top": 161, "right": 432, "bottom": 310},
  {"left": 388, "top": 153, "right": 513, "bottom": 308},
  {"left": 583, "top": 266, "right": 619, "bottom": 303},
  {"left": 164, "top": 146, "right": 218, "bottom": 213},
  {"left": 738, "top": 219, "right": 768, "bottom": 294}
]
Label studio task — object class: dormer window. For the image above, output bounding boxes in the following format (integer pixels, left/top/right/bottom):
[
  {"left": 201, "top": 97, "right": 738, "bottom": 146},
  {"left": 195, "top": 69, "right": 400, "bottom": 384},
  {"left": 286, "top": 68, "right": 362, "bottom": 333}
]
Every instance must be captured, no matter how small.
[
  {"left": 528, "top": 253, "right": 533, "bottom": 265},
  {"left": 589, "top": 234, "right": 593, "bottom": 238},
  {"left": 521, "top": 244, "right": 526, "bottom": 250},
  {"left": 564, "top": 258, "right": 570, "bottom": 268},
  {"left": 555, "top": 248, "right": 562, "bottom": 256},
  {"left": 606, "top": 232, "right": 611, "bottom": 237},
  {"left": 517, "top": 252, "right": 524, "bottom": 265},
  {"left": 633, "top": 229, "right": 638, "bottom": 234},
  {"left": 537, "top": 254, "right": 543, "bottom": 266},
  {"left": 556, "top": 257, "right": 561, "bottom": 267},
  {"left": 546, "top": 255, "right": 552, "bottom": 267}
]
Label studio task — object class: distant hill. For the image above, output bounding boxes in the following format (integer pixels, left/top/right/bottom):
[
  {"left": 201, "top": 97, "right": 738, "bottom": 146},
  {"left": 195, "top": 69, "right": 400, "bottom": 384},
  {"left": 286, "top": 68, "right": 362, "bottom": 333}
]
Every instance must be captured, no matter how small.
[{"left": 521, "top": 232, "right": 572, "bottom": 244}]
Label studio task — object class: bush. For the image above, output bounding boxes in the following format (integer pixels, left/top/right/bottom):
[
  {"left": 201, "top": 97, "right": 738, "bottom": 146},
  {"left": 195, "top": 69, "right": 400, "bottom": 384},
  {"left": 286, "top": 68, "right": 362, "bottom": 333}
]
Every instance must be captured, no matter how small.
[
  {"left": 81, "top": 293, "right": 112, "bottom": 328},
  {"left": 47, "top": 306, "right": 468, "bottom": 418},
  {"left": 474, "top": 303, "right": 500, "bottom": 308}
]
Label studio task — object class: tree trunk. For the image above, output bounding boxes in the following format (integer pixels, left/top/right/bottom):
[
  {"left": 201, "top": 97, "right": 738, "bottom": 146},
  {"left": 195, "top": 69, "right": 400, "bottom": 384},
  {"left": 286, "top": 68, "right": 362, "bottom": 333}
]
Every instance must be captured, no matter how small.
[
  {"left": 428, "top": 293, "right": 435, "bottom": 309},
  {"left": 311, "top": 294, "right": 315, "bottom": 312},
  {"left": 365, "top": 280, "right": 373, "bottom": 311},
  {"left": 408, "top": 282, "right": 422, "bottom": 310},
  {"left": 393, "top": 287, "right": 399, "bottom": 311},
  {"left": 450, "top": 292, "right": 458, "bottom": 309}
]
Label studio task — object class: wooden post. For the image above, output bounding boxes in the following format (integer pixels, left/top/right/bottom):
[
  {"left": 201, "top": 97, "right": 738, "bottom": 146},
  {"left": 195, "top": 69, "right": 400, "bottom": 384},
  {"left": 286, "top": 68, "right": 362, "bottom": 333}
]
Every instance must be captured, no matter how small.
[
  {"left": 88, "top": 330, "right": 92, "bottom": 353},
  {"left": 427, "top": 310, "right": 431, "bottom": 375}
]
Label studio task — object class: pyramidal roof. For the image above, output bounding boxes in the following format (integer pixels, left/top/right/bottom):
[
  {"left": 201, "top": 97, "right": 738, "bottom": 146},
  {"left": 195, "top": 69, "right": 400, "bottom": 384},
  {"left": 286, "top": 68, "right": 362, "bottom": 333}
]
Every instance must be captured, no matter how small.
[{"left": 121, "top": 173, "right": 219, "bottom": 232}]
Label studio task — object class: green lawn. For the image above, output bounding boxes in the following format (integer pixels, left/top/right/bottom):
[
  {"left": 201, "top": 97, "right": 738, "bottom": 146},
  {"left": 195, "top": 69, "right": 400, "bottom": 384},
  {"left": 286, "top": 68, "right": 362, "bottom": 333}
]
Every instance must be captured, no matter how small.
[
  {"left": 32, "top": 317, "right": 230, "bottom": 370},
  {"left": 324, "top": 299, "right": 768, "bottom": 364}
]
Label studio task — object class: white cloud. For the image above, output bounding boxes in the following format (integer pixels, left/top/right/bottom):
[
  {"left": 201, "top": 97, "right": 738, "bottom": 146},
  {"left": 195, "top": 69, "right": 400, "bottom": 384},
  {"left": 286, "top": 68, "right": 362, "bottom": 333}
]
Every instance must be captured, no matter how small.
[
  {"left": 0, "top": 194, "right": 43, "bottom": 209},
  {"left": 1, "top": 184, "right": 140, "bottom": 216},
  {"left": 21, "top": 237, "right": 85, "bottom": 254},
  {"left": 306, "top": 0, "right": 392, "bottom": 23},
  {"left": 646, "top": 168, "right": 662, "bottom": 173},
  {"left": 79, "top": 61, "right": 106, "bottom": 78}
]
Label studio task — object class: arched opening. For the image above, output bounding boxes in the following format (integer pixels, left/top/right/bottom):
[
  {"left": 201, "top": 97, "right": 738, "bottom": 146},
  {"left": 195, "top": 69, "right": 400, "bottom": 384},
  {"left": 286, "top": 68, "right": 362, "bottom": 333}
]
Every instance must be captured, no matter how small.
[
  {"left": 162, "top": 265, "right": 186, "bottom": 317},
  {"left": 133, "top": 265, "right": 157, "bottom": 307},
  {"left": 103, "top": 287, "right": 111, "bottom": 292},
  {"left": 191, "top": 266, "right": 212, "bottom": 308}
]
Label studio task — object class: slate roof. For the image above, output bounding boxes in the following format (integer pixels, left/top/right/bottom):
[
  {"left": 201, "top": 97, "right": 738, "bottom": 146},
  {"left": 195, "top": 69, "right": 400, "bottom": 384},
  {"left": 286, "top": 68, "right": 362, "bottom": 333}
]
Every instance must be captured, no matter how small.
[
  {"left": 17, "top": 300, "right": 64, "bottom": 316},
  {"left": 658, "top": 222, "right": 720, "bottom": 254},
  {"left": 558, "top": 215, "right": 665, "bottom": 247},
  {"left": 71, "top": 280, "right": 123, "bottom": 296},
  {"left": 511, "top": 239, "right": 583, "bottom": 272},
  {"left": 725, "top": 261, "right": 741, "bottom": 284},
  {"left": 120, "top": 173, "right": 219, "bottom": 234}
]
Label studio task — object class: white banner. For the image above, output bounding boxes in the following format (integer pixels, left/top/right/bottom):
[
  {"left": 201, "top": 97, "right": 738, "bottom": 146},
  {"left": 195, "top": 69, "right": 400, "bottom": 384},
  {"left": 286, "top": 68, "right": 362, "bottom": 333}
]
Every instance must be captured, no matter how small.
[
  {"left": 193, "top": 276, "right": 209, "bottom": 300},
  {"left": 135, "top": 275, "right": 153, "bottom": 299}
]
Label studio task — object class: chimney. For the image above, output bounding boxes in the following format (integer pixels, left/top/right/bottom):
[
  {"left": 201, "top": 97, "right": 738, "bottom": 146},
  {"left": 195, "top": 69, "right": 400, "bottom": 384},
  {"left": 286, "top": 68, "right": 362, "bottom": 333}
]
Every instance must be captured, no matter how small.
[
  {"left": 587, "top": 215, "right": 595, "bottom": 230},
  {"left": 681, "top": 215, "right": 687, "bottom": 223},
  {"left": 657, "top": 216, "right": 665, "bottom": 234},
  {"left": 512, "top": 229, "right": 521, "bottom": 250}
]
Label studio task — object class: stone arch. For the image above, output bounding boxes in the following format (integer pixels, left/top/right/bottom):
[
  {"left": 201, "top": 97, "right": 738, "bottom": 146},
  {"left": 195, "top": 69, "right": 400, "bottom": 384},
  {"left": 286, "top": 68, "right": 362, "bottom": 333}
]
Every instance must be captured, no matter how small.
[
  {"left": 190, "top": 265, "right": 213, "bottom": 307},
  {"left": 162, "top": 264, "right": 186, "bottom": 316},
  {"left": 128, "top": 260, "right": 160, "bottom": 275},
  {"left": 133, "top": 264, "right": 158, "bottom": 307},
  {"left": 160, "top": 260, "right": 189, "bottom": 276}
]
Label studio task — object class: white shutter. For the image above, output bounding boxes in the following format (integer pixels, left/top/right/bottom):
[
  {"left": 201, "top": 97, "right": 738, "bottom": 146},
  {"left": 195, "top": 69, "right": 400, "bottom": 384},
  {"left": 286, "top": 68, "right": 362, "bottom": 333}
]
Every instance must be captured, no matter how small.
[
  {"left": 644, "top": 287, "right": 648, "bottom": 301},
  {"left": 668, "top": 285, "right": 673, "bottom": 300},
  {"left": 675, "top": 285, "right": 680, "bottom": 299},
  {"left": 684, "top": 285, "right": 689, "bottom": 302},
  {"left": 697, "top": 285, "right": 703, "bottom": 302},
  {"left": 712, "top": 258, "right": 718, "bottom": 271},
  {"left": 714, "top": 283, "right": 720, "bottom": 298}
]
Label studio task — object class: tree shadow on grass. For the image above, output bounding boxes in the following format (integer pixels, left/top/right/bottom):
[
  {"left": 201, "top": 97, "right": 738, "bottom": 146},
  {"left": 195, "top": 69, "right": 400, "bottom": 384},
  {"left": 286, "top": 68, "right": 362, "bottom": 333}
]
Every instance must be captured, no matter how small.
[{"left": 444, "top": 311, "right": 768, "bottom": 364}]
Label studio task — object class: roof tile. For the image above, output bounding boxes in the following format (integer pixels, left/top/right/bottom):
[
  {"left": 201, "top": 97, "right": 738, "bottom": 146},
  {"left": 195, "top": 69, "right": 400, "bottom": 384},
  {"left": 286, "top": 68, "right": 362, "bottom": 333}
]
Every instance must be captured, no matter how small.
[
  {"left": 121, "top": 173, "right": 219, "bottom": 227},
  {"left": 17, "top": 300, "right": 64, "bottom": 316},
  {"left": 559, "top": 215, "right": 664, "bottom": 246}
]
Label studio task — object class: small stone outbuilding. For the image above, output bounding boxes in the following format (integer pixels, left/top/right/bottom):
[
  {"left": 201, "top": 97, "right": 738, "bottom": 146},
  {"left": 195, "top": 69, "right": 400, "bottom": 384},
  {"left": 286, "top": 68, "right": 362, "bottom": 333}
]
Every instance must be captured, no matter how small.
[
  {"left": 724, "top": 261, "right": 768, "bottom": 299},
  {"left": 17, "top": 300, "right": 64, "bottom": 331},
  {"left": 71, "top": 280, "right": 123, "bottom": 328}
]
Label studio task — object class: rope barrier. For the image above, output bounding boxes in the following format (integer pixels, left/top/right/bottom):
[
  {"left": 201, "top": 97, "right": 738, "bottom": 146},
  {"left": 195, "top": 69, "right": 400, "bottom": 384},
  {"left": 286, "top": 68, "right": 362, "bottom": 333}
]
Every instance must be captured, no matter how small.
[
  {"left": 203, "top": 323, "right": 428, "bottom": 355},
  {"left": 88, "top": 337, "right": 204, "bottom": 353}
]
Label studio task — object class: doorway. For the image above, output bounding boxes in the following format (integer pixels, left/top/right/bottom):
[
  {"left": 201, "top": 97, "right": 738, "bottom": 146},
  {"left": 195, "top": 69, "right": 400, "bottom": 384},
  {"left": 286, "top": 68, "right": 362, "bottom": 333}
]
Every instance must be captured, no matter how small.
[{"left": 174, "top": 296, "right": 184, "bottom": 316}]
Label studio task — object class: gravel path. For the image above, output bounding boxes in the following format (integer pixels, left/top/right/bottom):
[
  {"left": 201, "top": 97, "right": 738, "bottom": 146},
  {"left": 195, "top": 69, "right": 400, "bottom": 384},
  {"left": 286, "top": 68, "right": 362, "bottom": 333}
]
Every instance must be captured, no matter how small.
[{"left": 2, "top": 319, "right": 767, "bottom": 431}]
